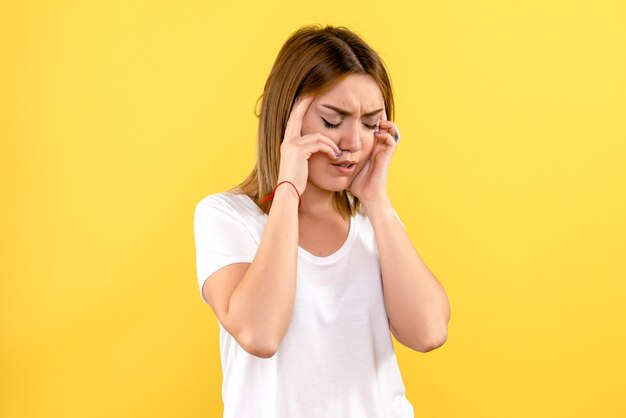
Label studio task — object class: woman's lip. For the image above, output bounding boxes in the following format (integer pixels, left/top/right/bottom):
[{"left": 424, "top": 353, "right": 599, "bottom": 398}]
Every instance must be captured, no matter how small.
[{"left": 331, "top": 163, "right": 356, "bottom": 175}]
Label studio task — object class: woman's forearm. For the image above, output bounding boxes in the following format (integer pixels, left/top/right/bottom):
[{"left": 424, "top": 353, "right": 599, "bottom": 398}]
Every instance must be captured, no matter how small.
[
  {"left": 363, "top": 198, "right": 450, "bottom": 352},
  {"left": 227, "top": 185, "right": 299, "bottom": 357}
]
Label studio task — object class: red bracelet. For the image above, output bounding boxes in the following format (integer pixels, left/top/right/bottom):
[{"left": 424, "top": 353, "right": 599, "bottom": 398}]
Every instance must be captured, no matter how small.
[{"left": 261, "top": 181, "right": 301, "bottom": 208}]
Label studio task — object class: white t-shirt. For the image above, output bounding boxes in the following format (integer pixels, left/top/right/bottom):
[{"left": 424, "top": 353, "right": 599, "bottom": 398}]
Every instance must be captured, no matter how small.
[{"left": 194, "top": 190, "right": 414, "bottom": 418}]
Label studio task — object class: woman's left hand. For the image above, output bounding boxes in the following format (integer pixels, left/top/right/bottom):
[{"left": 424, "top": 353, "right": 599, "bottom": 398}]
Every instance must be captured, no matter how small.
[{"left": 349, "top": 105, "right": 401, "bottom": 205}]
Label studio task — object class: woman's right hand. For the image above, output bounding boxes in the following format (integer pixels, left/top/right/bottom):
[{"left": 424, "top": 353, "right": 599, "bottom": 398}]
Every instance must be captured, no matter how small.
[{"left": 278, "top": 95, "right": 342, "bottom": 195}]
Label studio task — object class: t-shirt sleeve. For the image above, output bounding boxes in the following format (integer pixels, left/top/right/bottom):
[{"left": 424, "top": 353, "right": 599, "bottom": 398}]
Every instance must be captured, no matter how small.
[{"left": 193, "top": 198, "right": 258, "bottom": 304}]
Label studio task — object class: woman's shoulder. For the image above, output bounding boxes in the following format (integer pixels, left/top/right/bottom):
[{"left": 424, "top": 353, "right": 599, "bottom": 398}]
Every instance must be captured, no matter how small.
[
  {"left": 195, "top": 190, "right": 267, "bottom": 242},
  {"left": 197, "top": 189, "right": 247, "bottom": 206},
  {"left": 196, "top": 189, "right": 262, "bottom": 219}
]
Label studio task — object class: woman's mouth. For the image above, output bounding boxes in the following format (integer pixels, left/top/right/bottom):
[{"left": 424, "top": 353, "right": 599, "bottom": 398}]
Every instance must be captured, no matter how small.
[{"left": 331, "top": 162, "right": 356, "bottom": 175}]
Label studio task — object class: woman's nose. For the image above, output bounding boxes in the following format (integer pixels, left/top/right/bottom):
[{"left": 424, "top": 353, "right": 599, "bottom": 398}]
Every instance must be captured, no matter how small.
[{"left": 339, "top": 121, "right": 361, "bottom": 151}]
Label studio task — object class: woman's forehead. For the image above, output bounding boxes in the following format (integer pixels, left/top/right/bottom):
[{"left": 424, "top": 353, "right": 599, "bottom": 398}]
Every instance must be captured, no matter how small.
[{"left": 314, "top": 75, "right": 383, "bottom": 112}]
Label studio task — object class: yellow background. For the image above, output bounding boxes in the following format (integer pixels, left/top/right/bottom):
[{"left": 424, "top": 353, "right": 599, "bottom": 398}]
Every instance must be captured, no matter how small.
[{"left": 2, "top": 0, "right": 625, "bottom": 417}]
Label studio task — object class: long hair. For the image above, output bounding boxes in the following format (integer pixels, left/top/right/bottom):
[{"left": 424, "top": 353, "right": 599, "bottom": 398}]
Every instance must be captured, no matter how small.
[{"left": 231, "top": 24, "right": 395, "bottom": 219}]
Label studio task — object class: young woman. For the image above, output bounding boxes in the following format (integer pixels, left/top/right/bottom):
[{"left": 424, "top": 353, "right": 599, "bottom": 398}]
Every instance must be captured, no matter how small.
[{"left": 194, "top": 24, "right": 450, "bottom": 418}]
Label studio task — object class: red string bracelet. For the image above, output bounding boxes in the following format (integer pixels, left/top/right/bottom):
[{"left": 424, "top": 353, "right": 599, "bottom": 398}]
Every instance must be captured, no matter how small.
[{"left": 261, "top": 180, "right": 301, "bottom": 209}]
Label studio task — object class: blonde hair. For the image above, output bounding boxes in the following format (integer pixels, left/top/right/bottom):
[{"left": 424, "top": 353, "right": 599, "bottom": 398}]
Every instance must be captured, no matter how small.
[{"left": 230, "top": 24, "right": 395, "bottom": 219}]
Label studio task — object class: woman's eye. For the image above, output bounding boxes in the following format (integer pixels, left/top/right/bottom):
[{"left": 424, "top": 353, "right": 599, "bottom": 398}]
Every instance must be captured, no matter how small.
[
  {"left": 322, "top": 118, "right": 341, "bottom": 129},
  {"left": 322, "top": 117, "right": 378, "bottom": 131},
  {"left": 364, "top": 123, "right": 378, "bottom": 130}
]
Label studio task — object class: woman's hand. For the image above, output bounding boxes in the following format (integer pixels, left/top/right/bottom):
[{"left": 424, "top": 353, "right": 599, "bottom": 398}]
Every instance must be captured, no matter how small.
[
  {"left": 278, "top": 95, "right": 342, "bottom": 195},
  {"left": 349, "top": 104, "right": 401, "bottom": 205}
]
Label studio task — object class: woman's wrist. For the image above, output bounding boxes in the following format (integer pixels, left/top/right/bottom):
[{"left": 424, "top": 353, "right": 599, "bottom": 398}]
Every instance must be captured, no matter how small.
[
  {"left": 273, "top": 182, "right": 301, "bottom": 205},
  {"left": 361, "top": 196, "right": 394, "bottom": 220},
  {"left": 261, "top": 180, "right": 302, "bottom": 209}
]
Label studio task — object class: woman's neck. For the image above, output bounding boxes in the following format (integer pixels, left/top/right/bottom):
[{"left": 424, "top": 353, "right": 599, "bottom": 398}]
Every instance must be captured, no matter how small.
[{"left": 298, "top": 182, "right": 338, "bottom": 219}]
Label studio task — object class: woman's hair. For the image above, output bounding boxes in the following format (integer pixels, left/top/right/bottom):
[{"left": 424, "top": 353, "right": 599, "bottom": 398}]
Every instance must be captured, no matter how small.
[{"left": 231, "top": 24, "right": 395, "bottom": 219}]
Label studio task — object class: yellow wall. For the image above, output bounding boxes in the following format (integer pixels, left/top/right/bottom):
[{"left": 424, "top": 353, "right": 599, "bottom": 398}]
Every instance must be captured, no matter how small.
[{"left": 2, "top": 1, "right": 625, "bottom": 417}]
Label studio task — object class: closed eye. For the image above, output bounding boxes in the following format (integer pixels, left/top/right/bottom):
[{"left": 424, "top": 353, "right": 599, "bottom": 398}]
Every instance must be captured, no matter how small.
[
  {"left": 321, "top": 117, "right": 378, "bottom": 130},
  {"left": 322, "top": 118, "right": 341, "bottom": 129},
  {"left": 363, "top": 122, "right": 379, "bottom": 130}
]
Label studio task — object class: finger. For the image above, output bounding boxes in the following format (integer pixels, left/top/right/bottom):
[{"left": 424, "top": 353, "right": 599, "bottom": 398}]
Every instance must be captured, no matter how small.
[
  {"left": 378, "top": 120, "right": 401, "bottom": 143},
  {"left": 374, "top": 130, "right": 398, "bottom": 147},
  {"left": 299, "top": 133, "right": 341, "bottom": 156},
  {"left": 379, "top": 102, "right": 400, "bottom": 140},
  {"left": 301, "top": 139, "right": 341, "bottom": 161},
  {"left": 285, "top": 95, "right": 315, "bottom": 140}
]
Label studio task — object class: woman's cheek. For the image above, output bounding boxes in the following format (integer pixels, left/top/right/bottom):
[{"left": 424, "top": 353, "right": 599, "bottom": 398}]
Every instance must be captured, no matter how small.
[
  {"left": 299, "top": 120, "right": 311, "bottom": 136},
  {"left": 300, "top": 112, "right": 318, "bottom": 136},
  {"left": 361, "top": 138, "right": 376, "bottom": 157},
  {"left": 353, "top": 160, "right": 367, "bottom": 176}
]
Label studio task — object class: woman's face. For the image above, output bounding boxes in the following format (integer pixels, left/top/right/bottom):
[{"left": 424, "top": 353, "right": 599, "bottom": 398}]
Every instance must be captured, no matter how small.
[{"left": 300, "top": 73, "right": 384, "bottom": 193}]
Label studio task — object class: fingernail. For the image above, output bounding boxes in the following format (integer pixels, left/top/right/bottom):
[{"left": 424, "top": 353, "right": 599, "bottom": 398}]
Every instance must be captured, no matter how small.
[{"left": 334, "top": 152, "right": 340, "bottom": 158}]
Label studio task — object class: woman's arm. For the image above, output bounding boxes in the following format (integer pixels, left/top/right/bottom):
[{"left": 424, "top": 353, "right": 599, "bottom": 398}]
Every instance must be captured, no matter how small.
[
  {"left": 364, "top": 198, "right": 450, "bottom": 353},
  {"left": 206, "top": 96, "right": 340, "bottom": 357},
  {"left": 334, "top": 93, "right": 448, "bottom": 352},
  {"left": 226, "top": 185, "right": 300, "bottom": 357}
]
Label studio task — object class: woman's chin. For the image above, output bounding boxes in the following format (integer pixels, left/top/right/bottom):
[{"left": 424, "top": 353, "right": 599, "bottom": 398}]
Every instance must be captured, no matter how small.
[
  {"left": 329, "top": 178, "right": 353, "bottom": 191},
  {"left": 309, "top": 180, "right": 351, "bottom": 193}
]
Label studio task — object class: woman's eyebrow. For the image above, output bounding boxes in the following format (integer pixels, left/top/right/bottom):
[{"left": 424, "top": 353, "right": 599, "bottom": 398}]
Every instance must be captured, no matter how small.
[{"left": 321, "top": 104, "right": 383, "bottom": 117}]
